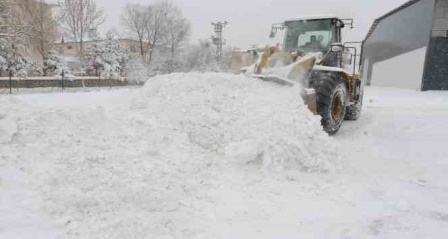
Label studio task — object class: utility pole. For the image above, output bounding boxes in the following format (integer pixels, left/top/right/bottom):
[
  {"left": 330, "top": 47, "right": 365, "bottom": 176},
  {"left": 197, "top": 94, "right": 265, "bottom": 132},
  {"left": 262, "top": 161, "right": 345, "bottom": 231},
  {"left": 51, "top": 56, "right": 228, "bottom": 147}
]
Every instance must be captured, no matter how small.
[{"left": 211, "top": 21, "right": 228, "bottom": 61}]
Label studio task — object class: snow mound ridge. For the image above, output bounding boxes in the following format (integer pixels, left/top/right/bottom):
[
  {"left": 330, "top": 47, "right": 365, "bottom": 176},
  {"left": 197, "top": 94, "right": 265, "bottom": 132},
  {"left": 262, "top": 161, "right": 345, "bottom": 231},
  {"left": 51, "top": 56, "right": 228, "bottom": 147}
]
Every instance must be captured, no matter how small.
[{"left": 135, "top": 72, "right": 339, "bottom": 173}]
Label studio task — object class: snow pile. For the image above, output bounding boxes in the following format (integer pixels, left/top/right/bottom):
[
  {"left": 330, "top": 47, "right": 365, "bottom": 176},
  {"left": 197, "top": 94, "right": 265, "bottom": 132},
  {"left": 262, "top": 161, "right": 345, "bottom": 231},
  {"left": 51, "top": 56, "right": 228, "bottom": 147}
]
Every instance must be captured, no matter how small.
[
  {"left": 4, "top": 84, "right": 448, "bottom": 238},
  {"left": 1, "top": 73, "right": 339, "bottom": 238},
  {"left": 133, "top": 72, "right": 338, "bottom": 173}
]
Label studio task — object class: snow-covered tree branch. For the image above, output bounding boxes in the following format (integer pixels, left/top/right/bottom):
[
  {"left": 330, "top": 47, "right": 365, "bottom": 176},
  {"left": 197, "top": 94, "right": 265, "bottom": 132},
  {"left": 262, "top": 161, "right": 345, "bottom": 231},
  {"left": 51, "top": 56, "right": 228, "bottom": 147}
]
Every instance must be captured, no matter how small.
[
  {"left": 0, "top": 37, "right": 33, "bottom": 78},
  {"left": 43, "top": 50, "right": 75, "bottom": 81},
  {"left": 87, "top": 32, "right": 128, "bottom": 80}
]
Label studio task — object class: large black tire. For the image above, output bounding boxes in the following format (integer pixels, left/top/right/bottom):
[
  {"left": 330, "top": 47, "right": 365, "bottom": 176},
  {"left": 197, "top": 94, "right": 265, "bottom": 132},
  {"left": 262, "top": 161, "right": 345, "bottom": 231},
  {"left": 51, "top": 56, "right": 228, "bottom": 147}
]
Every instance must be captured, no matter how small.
[
  {"left": 345, "top": 81, "right": 363, "bottom": 121},
  {"left": 345, "top": 103, "right": 362, "bottom": 120},
  {"left": 310, "top": 73, "right": 347, "bottom": 135}
]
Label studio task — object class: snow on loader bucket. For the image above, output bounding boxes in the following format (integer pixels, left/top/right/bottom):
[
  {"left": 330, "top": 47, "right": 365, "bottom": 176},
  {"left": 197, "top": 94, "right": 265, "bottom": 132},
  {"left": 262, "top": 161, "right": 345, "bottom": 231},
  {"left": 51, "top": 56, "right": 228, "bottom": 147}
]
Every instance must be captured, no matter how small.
[{"left": 242, "top": 46, "right": 320, "bottom": 115}]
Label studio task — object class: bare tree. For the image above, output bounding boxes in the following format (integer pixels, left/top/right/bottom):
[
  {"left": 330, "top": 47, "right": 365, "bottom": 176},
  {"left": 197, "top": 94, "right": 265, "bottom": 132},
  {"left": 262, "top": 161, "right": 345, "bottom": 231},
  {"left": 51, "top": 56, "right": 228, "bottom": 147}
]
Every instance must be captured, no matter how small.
[
  {"left": 121, "top": 3, "right": 148, "bottom": 61},
  {"left": 183, "top": 40, "right": 219, "bottom": 72},
  {"left": 59, "top": 0, "right": 104, "bottom": 60},
  {"left": 164, "top": 10, "right": 190, "bottom": 57},
  {"left": 145, "top": 1, "right": 174, "bottom": 64},
  {"left": 162, "top": 8, "right": 190, "bottom": 72}
]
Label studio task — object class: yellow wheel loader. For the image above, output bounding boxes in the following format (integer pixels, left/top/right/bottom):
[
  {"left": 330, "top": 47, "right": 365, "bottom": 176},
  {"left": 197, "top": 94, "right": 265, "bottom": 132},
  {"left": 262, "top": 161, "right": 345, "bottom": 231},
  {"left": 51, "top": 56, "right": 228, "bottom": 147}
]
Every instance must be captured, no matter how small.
[{"left": 242, "top": 15, "right": 364, "bottom": 135}]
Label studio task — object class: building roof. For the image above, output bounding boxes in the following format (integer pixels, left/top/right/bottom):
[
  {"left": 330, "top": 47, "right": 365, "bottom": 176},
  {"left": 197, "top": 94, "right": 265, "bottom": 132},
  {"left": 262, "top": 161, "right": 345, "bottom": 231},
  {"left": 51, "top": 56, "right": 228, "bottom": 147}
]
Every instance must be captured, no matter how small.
[
  {"left": 364, "top": 0, "right": 422, "bottom": 41},
  {"left": 284, "top": 14, "right": 339, "bottom": 22}
]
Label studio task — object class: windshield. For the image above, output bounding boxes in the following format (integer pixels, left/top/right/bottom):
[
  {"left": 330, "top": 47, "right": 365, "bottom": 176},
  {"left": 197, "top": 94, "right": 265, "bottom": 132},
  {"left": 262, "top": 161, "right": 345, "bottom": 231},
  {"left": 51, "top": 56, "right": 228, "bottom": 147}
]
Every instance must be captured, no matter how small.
[{"left": 283, "top": 19, "right": 334, "bottom": 52}]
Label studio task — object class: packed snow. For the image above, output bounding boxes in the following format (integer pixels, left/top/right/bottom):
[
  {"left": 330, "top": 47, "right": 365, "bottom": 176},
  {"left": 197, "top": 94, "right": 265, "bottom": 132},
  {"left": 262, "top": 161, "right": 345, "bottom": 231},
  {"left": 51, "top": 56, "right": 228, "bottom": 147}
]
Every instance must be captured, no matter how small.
[{"left": 1, "top": 73, "right": 448, "bottom": 239}]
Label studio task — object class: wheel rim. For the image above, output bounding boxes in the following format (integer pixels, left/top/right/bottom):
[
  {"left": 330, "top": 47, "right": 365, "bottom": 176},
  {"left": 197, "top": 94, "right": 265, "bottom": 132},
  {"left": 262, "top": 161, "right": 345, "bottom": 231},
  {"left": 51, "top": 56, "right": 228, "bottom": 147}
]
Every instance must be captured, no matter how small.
[{"left": 331, "top": 92, "right": 344, "bottom": 121}]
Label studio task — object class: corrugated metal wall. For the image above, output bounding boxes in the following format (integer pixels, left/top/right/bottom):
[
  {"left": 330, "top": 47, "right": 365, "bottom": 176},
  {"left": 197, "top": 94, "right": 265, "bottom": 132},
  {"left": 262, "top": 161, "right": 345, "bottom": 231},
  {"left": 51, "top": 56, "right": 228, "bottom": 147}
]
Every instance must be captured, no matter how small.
[
  {"left": 423, "top": 0, "right": 448, "bottom": 90},
  {"left": 362, "top": 0, "right": 435, "bottom": 89}
]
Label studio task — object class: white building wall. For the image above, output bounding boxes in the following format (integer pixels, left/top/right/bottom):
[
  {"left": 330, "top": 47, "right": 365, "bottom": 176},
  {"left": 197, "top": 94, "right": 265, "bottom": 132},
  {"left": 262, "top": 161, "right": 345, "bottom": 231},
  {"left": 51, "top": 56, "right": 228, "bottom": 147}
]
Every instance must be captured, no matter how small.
[
  {"left": 433, "top": 0, "right": 448, "bottom": 36},
  {"left": 370, "top": 47, "right": 427, "bottom": 90}
]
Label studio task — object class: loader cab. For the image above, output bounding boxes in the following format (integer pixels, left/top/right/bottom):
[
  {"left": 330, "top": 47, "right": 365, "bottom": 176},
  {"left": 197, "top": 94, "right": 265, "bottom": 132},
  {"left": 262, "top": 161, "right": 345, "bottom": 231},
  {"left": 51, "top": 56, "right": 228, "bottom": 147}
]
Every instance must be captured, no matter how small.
[{"left": 281, "top": 16, "right": 345, "bottom": 53}]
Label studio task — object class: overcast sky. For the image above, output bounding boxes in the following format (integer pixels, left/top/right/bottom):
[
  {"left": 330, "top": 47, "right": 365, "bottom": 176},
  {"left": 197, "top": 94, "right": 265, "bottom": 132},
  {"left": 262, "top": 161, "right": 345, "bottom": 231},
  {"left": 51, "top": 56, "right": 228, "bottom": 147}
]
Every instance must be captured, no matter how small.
[{"left": 94, "top": 0, "right": 408, "bottom": 48}]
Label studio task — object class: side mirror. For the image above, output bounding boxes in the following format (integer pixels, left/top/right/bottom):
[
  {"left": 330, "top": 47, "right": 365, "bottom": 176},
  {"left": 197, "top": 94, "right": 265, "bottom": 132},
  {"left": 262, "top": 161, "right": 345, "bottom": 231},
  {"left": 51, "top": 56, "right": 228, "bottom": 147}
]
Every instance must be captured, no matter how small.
[
  {"left": 269, "top": 23, "right": 285, "bottom": 38},
  {"left": 331, "top": 43, "right": 344, "bottom": 52}
]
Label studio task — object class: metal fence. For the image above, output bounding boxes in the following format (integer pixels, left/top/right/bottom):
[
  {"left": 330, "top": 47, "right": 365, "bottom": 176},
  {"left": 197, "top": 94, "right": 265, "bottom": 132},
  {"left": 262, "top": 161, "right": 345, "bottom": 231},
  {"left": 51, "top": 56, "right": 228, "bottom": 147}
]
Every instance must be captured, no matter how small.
[{"left": 0, "top": 76, "right": 138, "bottom": 95}]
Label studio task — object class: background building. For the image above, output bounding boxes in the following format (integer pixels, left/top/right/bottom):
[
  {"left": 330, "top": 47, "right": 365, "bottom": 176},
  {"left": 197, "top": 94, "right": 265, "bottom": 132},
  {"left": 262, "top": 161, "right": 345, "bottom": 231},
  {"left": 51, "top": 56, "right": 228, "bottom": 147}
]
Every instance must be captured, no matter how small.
[
  {"left": 53, "top": 38, "right": 149, "bottom": 75},
  {"left": 54, "top": 39, "right": 149, "bottom": 61},
  {"left": 362, "top": 0, "right": 448, "bottom": 91},
  {"left": 1, "top": 0, "right": 55, "bottom": 65}
]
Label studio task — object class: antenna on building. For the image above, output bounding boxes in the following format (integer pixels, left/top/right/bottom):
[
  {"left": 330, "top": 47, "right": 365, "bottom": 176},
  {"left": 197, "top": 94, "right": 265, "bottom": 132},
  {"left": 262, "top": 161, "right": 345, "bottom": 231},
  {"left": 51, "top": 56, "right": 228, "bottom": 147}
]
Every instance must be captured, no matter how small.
[{"left": 211, "top": 21, "right": 228, "bottom": 61}]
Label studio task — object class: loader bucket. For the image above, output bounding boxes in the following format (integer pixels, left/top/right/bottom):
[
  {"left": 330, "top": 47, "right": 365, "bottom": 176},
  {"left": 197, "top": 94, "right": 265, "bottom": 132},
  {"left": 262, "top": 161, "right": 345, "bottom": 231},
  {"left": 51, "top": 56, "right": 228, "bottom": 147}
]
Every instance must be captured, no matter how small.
[{"left": 245, "top": 47, "right": 321, "bottom": 115}]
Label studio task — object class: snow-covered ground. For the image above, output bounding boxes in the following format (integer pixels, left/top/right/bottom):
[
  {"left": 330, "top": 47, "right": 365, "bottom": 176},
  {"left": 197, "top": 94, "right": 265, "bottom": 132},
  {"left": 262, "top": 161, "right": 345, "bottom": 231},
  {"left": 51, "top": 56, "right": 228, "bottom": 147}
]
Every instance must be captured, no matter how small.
[{"left": 1, "top": 73, "right": 448, "bottom": 239}]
